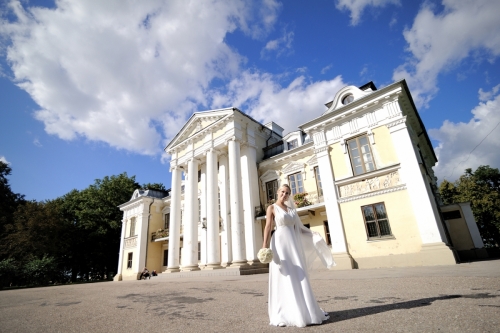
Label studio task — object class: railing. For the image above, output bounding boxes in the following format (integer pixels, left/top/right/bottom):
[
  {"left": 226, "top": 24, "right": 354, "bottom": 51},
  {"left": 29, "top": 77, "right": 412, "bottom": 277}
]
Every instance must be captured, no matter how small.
[
  {"left": 151, "top": 229, "right": 169, "bottom": 241},
  {"left": 263, "top": 140, "right": 284, "bottom": 159},
  {"left": 124, "top": 236, "right": 137, "bottom": 248}
]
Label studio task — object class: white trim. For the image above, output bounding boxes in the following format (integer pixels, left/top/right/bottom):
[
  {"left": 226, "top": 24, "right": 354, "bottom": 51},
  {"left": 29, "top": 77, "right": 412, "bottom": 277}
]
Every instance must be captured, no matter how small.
[{"left": 338, "top": 184, "right": 407, "bottom": 203}]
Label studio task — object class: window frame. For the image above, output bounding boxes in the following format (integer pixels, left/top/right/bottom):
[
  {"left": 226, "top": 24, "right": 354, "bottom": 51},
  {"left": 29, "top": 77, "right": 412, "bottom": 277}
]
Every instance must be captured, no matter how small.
[
  {"left": 347, "top": 134, "right": 376, "bottom": 176},
  {"left": 323, "top": 221, "right": 331, "bottom": 245},
  {"left": 361, "top": 202, "right": 393, "bottom": 240},
  {"left": 314, "top": 166, "right": 323, "bottom": 197},
  {"left": 288, "top": 172, "right": 304, "bottom": 195},
  {"left": 127, "top": 252, "right": 133, "bottom": 269},
  {"left": 287, "top": 139, "right": 298, "bottom": 150},
  {"left": 265, "top": 180, "right": 279, "bottom": 203},
  {"left": 129, "top": 218, "right": 136, "bottom": 237},
  {"left": 164, "top": 213, "right": 170, "bottom": 230}
]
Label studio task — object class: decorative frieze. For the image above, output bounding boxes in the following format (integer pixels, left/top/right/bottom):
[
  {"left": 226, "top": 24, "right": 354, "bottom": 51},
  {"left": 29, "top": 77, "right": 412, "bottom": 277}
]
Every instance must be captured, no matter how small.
[
  {"left": 124, "top": 236, "right": 137, "bottom": 249},
  {"left": 339, "top": 170, "right": 401, "bottom": 198},
  {"left": 338, "top": 184, "right": 407, "bottom": 203}
]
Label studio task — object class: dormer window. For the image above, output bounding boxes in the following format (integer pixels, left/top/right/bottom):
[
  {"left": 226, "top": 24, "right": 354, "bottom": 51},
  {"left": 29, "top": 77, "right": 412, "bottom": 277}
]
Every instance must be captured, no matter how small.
[
  {"left": 342, "top": 94, "right": 354, "bottom": 105},
  {"left": 287, "top": 139, "right": 298, "bottom": 150}
]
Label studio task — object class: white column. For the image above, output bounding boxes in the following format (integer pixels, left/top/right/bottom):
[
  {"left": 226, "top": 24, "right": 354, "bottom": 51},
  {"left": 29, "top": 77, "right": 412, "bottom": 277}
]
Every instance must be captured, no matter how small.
[
  {"left": 227, "top": 138, "right": 248, "bottom": 267},
  {"left": 200, "top": 162, "right": 207, "bottom": 266},
  {"left": 114, "top": 215, "right": 127, "bottom": 281},
  {"left": 206, "top": 148, "right": 223, "bottom": 269},
  {"left": 313, "top": 130, "right": 354, "bottom": 270},
  {"left": 241, "top": 144, "right": 260, "bottom": 264},
  {"left": 219, "top": 153, "right": 232, "bottom": 265},
  {"left": 181, "top": 158, "right": 201, "bottom": 271},
  {"left": 388, "top": 118, "right": 456, "bottom": 265},
  {"left": 166, "top": 166, "right": 182, "bottom": 272}
]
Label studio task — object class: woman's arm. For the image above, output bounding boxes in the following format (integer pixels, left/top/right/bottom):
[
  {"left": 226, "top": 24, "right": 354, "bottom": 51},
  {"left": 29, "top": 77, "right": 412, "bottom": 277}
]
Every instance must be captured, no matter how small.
[{"left": 262, "top": 205, "right": 274, "bottom": 248}]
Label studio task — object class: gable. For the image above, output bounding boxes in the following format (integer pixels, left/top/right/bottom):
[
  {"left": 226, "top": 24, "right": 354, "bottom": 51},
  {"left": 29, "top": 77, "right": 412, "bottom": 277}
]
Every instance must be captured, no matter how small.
[{"left": 165, "top": 108, "right": 234, "bottom": 151}]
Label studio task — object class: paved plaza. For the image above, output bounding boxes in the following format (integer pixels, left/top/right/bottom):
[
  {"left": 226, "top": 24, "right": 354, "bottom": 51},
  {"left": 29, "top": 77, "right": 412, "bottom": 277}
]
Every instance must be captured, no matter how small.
[{"left": 1, "top": 260, "right": 499, "bottom": 333}]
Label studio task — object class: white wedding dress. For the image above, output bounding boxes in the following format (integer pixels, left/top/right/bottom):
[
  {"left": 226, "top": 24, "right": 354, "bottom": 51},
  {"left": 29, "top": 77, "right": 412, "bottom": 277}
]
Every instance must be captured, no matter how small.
[{"left": 268, "top": 203, "right": 335, "bottom": 327}]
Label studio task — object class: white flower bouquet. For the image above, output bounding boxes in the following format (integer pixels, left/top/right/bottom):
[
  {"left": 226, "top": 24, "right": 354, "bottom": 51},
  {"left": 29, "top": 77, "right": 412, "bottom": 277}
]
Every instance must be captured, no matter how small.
[{"left": 257, "top": 248, "right": 273, "bottom": 264}]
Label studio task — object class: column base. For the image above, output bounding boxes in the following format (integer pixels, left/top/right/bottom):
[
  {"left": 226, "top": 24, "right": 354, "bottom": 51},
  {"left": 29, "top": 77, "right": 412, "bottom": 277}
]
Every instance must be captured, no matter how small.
[
  {"left": 205, "top": 263, "right": 224, "bottom": 270},
  {"left": 227, "top": 260, "right": 251, "bottom": 269},
  {"left": 113, "top": 274, "right": 122, "bottom": 281},
  {"left": 180, "top": 265, "right": 201, "bottom": 272},
  {"left": 247, "top": 259, "right": 267, "bottom": 268},
  {"left": 330, "top": 252, "right": 355, "bottom": 270},
  {"left": 164, "top": 267, "right": 181, "bottom": 273},
  {"left": 420, "top": 242, "right": 458, "bottom": 266}
]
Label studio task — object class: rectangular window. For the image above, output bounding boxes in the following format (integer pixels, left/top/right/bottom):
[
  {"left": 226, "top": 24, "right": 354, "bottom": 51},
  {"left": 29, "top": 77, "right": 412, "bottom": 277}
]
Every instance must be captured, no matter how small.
[
  {"left": 442, "top": 210, "right": 462, "bottom": 220},
  {"left": 218, "top": 192, "right": 221, "bottom": 217},
  {"left": 347, "top": 135, "right": 376, "bottom": 176},
  {"left": 164, "top": 213, "right": 170, "bottom": 230},
  {"left": 265, "top": 180, "right": 278, "bottom": 203},
  {"left": 361, "top": 203, "right": 392, "bottom": 239},
  {"left": 314, "top": 166, "right": 323, "bottom": 197},
  {"left": 288, "top": 172, "right": 304, "bottom": 195},
  {"left": 198, "top": 170, "right": 202, "bottom": 182},
  {"left": 323, "top": 221, "right": 331, "bottom": 245},
  {"left": 163, "top": 249, "right": 168, "bottom": 266},
  {"left": 127, "top": 252, "right": 133, "bottom": 269},
  {"left": 198, "top": 242, "right": 201, "bottom": 261},
  {"left": 287, "top": 139, "right": 298, "bottom": 150},
  {"left": 129, "top": 218, "right": 136, "bottom": 237}
]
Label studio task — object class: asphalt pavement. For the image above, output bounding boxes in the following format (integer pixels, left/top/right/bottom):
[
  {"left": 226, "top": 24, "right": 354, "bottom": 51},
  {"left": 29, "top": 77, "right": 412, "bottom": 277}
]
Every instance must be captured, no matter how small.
[{"left": 1, "top": 259, "right": 499, "bottom": 333}]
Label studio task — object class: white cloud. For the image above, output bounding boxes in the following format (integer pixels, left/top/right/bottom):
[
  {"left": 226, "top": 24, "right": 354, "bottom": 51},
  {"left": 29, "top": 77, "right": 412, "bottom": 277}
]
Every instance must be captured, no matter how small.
[
  {"left": 430, "top": 85, "right": 500, "bottom": 182},
  {"left": 261, "top": 29, "right": 294, "bottom": 58},
  {"left": 479, "top": 83, "right": 500, "bottom": 102},
  {"left": 33, "top": 138, "right": 42, "bottom": 147},
  {"left": 210, "top": 72, "right": 346, "bottom": 134},
  {"left": 321, "top": 64, "right": 332, "bottom": 75},
  {"left": 0, "top": 0, "right": 281, "bottom": 155},
  {"left": 0, "top": 156, "right": 9, "bottom": 164},
  {"left": 393, "top": 0, "right": 500, "bottom": 108},
  {"left": 335, "top": 0, "right": 400, "bottom": 26}
]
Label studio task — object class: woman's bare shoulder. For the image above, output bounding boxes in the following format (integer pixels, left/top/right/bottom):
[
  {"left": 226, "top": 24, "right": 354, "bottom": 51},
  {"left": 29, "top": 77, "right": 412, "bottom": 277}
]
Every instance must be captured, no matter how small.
[{"left": 266, "top": 204, "right": 274, "bottom": 216}]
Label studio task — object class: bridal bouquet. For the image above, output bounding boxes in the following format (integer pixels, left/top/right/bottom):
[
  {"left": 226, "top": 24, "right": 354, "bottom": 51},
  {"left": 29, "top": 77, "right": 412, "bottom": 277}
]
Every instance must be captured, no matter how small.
[{"left": 257, "top": 248, "right": 273, "bottom": 264}]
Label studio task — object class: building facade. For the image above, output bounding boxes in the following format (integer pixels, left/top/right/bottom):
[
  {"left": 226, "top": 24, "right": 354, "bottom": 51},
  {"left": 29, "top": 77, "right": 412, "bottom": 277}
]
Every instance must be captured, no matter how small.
[{"left": 114, "top": 80, "right": 484, "bottom": 281}]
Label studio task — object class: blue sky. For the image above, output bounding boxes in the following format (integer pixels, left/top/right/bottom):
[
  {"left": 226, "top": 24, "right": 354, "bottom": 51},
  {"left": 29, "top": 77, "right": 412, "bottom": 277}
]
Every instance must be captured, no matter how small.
[{"left": 1, "top": 0, "right": 499, "bottom": 201}]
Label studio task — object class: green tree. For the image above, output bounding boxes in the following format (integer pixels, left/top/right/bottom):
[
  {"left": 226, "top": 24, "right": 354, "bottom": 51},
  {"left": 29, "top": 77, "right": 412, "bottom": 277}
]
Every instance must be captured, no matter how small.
[
  {"left": 0, "top": 161, "right": 25, "bottom": 255},
  {"left": 60, "top": 173, "right": 139, "bottom": 280},
  {"left": 141, "top": 182, "right": 166, "bottom": 191},
  {"left": 439, "top": 165, "right": 500, "bottom": 247}
]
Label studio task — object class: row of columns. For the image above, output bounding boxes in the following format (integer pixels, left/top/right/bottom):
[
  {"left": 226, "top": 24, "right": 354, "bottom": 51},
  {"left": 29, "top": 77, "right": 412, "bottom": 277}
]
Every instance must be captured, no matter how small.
[{"left": 166, "top": 138, "right": 260, "bottom": 272}]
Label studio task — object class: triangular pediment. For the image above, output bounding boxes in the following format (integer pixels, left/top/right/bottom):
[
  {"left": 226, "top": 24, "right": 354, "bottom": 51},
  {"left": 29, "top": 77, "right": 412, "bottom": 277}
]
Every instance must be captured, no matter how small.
[
  {"left": 306, "top": 155, "right": 318, "bottom": 166},
  {"left": 165, "top": 108, "right": 234, "bottom": 151},
  {"left": 282, "top": 161, "right": 305, "bottom": 175}
]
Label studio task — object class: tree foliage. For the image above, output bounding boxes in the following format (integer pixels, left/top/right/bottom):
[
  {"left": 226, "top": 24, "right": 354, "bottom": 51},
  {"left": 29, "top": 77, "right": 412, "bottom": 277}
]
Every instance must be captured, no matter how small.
[
  {"left": 141, "top": 182, "right": 166, "bottom": 191},
  {"left": 0, "top": 161, "right": 25, "bottom": 239},
  {"left": 439, "top": 165, "right": 500, "bottom": 247},
  {"left": 0, "top": 169, "right": 140, "bottom": 287}
]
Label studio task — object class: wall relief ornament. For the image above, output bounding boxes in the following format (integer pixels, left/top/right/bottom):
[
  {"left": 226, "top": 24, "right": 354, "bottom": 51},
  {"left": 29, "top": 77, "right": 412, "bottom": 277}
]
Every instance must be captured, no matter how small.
[{"left": 339, "top": 171, "right": 400, "bottom": 198}]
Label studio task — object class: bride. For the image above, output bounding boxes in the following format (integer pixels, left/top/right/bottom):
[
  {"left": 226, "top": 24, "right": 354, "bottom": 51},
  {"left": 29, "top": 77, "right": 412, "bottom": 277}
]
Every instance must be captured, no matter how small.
[{"left": 262, "top": 184, "right": 335, "bottom": 327}]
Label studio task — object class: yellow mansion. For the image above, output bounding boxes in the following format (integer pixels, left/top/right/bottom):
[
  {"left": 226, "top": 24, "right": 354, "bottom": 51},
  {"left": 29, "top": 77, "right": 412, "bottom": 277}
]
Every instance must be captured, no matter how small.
[{"left": 114, "top": 80, "right": 486, "bottom": 281}]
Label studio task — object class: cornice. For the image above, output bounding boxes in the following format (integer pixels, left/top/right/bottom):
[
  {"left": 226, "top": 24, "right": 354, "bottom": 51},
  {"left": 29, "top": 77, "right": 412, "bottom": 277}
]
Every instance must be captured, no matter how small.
[
  {"left": 335, "top": 164, "right": 400, "bottom": 186},
  {"left": 338, "top": 184, "right": 407, "bottom": 203}
]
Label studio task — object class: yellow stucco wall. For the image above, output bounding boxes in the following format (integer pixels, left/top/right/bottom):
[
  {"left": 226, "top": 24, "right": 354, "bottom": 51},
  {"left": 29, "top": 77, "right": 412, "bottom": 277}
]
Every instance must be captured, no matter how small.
[
  {"left": 146, "top": 210, "right": 165, "bottom": 273},
  {"left": 330, "top": 142, "right": 350, "bottom": 180},
  {"left": 372, "top": 126, "right": 398, "bottom": 167},
  {"left": 340, "top": 190, "right": 422, "bottom": 259}
]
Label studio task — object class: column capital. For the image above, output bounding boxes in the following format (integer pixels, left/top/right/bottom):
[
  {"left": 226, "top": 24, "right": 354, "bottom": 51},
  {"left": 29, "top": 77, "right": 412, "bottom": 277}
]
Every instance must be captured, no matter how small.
[
  {"left": 225, "top": 136, "right": 242, "bottom": 146},
  {"left": 204, "top": 148, "right": 221, "bottom": 156}
]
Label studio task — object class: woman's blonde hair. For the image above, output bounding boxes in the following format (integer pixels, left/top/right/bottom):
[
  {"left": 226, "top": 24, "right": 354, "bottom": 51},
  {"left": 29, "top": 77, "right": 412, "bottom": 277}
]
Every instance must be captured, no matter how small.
[{"left": 278, "top": 184, "right": 291, "bottom": 194}]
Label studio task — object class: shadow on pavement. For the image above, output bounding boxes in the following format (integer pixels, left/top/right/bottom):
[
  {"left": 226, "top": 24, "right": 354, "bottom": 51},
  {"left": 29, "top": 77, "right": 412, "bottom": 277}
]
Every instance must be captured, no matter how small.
[{"left": 328, "top": 294, "right": 465, "bottom": 323}]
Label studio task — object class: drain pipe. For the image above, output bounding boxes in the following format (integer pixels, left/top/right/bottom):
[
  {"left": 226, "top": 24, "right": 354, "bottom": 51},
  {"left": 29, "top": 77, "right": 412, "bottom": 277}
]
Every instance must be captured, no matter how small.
[{"left": 144, "top": 199, "right": 154, "bottom": 270}]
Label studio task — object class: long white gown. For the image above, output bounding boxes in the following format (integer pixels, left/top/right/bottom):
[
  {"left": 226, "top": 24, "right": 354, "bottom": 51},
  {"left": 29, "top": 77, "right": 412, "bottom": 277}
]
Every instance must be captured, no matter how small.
[{"left": 268, "top": 204, "right": 335, "bottom": 327}]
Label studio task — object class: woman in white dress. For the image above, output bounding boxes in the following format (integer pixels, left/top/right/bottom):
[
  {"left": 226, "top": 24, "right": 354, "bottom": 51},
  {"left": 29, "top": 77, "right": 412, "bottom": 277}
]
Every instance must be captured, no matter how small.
[{"left": 262, "top": 184, "right": 335, "bottom": 328}]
